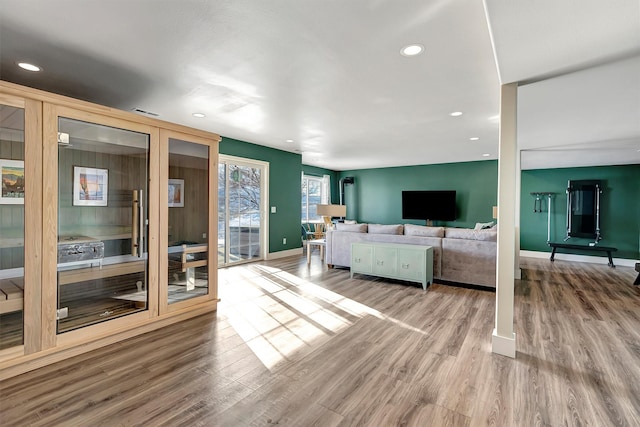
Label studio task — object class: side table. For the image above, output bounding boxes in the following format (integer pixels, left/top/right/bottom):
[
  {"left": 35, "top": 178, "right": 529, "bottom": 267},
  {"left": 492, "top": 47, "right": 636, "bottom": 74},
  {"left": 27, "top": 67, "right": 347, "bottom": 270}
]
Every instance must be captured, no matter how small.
[{"left": 307, "top": 239, "right": 325, "bottom": 265}]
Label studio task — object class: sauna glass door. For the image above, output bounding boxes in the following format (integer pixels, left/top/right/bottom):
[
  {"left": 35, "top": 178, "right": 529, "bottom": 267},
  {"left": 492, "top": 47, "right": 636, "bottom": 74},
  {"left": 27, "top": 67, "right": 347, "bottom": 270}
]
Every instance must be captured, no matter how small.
[
  {"left": 166, "top": 137, "right": 211, "bottom": 306},
  {"left": 0, "top": 102, "right": 25, "bottom": 350},
  {"left": 57, "top": 117, "right": 149, "bottom": 333}
]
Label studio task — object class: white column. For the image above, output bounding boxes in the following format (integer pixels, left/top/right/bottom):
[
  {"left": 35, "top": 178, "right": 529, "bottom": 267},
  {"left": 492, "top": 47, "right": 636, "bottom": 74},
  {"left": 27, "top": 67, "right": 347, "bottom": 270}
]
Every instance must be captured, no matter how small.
[{"left": 492, "top": 83, "right": 517, "bottom": 358}]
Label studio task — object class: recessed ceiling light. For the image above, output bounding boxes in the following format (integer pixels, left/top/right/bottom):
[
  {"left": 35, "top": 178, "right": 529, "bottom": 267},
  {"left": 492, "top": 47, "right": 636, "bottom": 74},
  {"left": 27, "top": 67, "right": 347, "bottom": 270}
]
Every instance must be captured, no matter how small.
[
  {"left": 286, "top": 139, "right": 294, "bottom": 143},
  {"left": 482, "top": 153, "right": 491, "bottom": 157},
  {"left": 470, "top": 137, "right": 479, "bottom": 141},
  {"left": 17, "top": 62, "right": 41, "bottom": 72},
  {"left": 192, "top": 113, "right": 205, "bottom": 118},
  {"left": 450, "top": 111, "right": 463, "bottom": 117},
  {"left": 400, "top": 44, "right": 424, "bottom": 57}
]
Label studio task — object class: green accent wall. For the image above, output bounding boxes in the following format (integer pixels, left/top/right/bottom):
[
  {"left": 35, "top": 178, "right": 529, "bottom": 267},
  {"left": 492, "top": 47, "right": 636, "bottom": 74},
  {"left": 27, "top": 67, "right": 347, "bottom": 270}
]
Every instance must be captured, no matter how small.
[
  {"left": 219, "top": 137, "right": 302, "bottom": 253},
  {"left": 218, "top": 136, "right": 639, "bottom": 262},
  {"left": 301, "top": 165, "right": 340, "bottom": 204},
  {"left": 520, "top": 164, "right": 640, "bottom": 259},
  {"left": 338, "top": 160, "right": 498, "bottom": 228}
]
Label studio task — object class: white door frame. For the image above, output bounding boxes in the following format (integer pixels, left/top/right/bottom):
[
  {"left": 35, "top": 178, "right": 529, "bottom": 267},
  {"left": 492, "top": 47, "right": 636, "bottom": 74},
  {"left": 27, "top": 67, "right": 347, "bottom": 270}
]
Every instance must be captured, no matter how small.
[{"left": 218, "top": 154, "right": 269, "bottom": 265}]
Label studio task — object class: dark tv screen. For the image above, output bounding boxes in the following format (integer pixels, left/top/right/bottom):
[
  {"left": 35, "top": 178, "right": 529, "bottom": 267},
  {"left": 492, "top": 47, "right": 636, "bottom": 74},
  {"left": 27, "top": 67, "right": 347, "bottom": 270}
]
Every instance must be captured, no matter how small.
[{"left": 402, "top": 190, "right": 456, "bottom": 221}]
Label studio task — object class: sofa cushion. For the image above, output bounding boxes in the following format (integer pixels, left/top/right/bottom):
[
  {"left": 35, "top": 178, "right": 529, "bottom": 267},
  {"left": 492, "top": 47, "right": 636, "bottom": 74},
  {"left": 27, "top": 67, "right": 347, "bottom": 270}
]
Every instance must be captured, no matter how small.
[
  {"left": 404, "top": 224, "right": 445, "bottom": 238},
  {"left": 368, "top": 224, "right": 404, "bottom": 235},
  {"left": 335, "top": 223, "right": 368, "bottom": 233},
  {"left": 445, "top": 227, "right": 497, "bottom": 241}
]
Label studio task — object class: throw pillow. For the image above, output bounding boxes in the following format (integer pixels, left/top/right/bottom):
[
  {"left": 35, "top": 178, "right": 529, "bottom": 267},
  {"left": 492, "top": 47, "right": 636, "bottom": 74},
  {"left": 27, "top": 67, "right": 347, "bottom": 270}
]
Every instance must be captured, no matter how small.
[
  {"left": 335, "top": 223, "right": 368, "bottom": 233},
  {"left": 404, "top": 224, "right": 445, "bottom": 238},
  {"left": 474, "top": 221, "right": 495, "bottom": 230},
  {"left": 368, "top": 224, "right": 404, "bottom": 235}
]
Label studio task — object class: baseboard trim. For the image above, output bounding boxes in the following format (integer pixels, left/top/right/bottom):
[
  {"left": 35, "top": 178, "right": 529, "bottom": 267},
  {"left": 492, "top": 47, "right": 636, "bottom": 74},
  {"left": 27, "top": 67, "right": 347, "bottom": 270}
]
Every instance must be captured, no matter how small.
[
  {"left": 436, "top": 280, "right": 495, "bottom": 292},
  {"left": 266, "top": 247, "right": 303, "bottom": 260},
  {"left": 492, "top": 329, "right": 516, "bottom": 358},
  {"left": 520, "top": 250, "right": 638, "bottom": 268}
]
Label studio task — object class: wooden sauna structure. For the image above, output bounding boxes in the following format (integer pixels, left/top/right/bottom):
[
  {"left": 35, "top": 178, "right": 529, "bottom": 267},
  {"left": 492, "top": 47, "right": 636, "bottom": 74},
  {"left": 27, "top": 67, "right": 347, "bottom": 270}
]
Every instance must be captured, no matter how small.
[{"left": 0, "top": 81, "right": 219, "bottom": 379}]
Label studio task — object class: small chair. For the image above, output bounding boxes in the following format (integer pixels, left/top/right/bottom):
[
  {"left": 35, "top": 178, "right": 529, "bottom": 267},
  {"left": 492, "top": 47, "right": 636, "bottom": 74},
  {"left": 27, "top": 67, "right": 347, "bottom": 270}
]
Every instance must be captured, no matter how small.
[{"left": 312, "top": 223, "right": 325, "bottom": 240}]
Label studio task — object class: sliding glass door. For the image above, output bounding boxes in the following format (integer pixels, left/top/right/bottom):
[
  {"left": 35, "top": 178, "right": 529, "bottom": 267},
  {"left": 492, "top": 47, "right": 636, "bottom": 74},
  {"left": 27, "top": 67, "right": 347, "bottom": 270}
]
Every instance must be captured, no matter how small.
[{"left": 218, "top": 156, "right": 267, "bottom": 267}]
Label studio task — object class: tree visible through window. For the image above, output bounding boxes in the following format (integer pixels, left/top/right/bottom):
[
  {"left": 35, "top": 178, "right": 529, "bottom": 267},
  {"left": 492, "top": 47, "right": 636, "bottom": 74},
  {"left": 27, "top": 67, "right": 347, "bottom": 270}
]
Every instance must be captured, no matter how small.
[{"left": 301, "top": 175, "right": 323, "bottom": 223}]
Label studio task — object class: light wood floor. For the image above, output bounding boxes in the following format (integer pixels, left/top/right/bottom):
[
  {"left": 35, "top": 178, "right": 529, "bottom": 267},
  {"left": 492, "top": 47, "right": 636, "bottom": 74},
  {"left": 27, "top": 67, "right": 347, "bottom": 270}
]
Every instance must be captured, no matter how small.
[{"left": 0, "top": 255, "right": 639, "bottom": 426}]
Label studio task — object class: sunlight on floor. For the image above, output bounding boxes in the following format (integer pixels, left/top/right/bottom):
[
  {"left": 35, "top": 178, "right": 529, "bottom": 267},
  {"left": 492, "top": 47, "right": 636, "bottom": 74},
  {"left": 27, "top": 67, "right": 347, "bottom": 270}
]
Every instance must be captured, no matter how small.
[{"left": 219, "top": 264, "right": 427, "bottom": 370}]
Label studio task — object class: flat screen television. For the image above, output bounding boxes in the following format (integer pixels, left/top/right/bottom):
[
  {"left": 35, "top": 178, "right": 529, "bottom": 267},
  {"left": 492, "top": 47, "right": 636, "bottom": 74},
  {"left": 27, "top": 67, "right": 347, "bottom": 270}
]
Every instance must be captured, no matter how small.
[{"left": 402, "top": 190, "right": 456, "bottom": 221}]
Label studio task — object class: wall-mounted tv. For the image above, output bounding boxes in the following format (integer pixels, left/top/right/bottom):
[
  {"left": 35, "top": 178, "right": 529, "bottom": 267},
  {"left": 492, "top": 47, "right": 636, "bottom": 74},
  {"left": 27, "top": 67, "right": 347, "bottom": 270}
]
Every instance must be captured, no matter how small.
[{"left": 402, "top": 190, "right": 456, "bottom": 221}]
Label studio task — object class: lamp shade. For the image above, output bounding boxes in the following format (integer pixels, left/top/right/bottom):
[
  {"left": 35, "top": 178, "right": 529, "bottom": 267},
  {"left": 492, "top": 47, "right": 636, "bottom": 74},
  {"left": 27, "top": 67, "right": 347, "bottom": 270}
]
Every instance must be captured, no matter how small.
[{"left": 316, "top": 204, "right": 347, "bottom": 217}]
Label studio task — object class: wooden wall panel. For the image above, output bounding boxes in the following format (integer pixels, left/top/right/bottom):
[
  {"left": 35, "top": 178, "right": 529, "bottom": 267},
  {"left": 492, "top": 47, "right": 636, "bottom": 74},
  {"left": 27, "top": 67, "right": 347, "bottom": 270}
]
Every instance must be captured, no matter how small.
[
  {"left": 23, "top": 98, "right": 43, "bottom": 354},
  {"left": 209, "top": 140, "right": 219, "bottom": 301},
  {"left": 147, "top": 127, "right": 160, "bottom": 317},
  {"left": 41, "top": 104, "right": 58, "bottom": 350}
]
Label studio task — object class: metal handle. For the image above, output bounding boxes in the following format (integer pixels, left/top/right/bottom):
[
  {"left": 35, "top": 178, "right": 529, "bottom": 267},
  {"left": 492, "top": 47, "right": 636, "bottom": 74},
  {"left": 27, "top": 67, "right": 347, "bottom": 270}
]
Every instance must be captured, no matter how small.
[
  {"left": 565, "top": 184, "right": 572, "bottom": 241},
  {"left": 132, "top": 190, "right": 144, "bottom": 257},
  {"left": 132, "top": 190, "right": 139, "bottom": 256},
  {"left": 138, "top": 190, "right": 144, "bottom": 257},
  {"left": 595, "top": 184, "right": 601, "bottom": 242},
  {"left": 547, "top": 194, "right": 552, "bottom": 243}
]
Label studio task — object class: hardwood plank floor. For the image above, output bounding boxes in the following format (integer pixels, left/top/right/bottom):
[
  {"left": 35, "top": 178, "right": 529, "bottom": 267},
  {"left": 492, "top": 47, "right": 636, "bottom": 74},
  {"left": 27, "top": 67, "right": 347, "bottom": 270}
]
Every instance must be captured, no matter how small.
[{"left": 1, "top": 255, "right": 639, "bottom": 426}]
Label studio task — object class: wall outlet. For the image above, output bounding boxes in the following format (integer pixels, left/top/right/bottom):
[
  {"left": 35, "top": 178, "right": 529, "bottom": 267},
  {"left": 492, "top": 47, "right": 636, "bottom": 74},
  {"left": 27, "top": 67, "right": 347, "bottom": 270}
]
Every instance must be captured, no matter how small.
[
  {"left": 202, "top": 233, "right": 207, "bottom": 239},
  {"left": 283, "top": 237, "right": 287, "bottom": 245},
  {"left": 271, "top": 206, "right": 277, "bottom": 213}
]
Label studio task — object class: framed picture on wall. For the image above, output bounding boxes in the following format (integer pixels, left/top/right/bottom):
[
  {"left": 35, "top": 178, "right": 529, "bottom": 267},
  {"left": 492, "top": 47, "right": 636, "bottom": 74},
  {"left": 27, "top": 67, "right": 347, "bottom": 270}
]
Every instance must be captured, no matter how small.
[
  {"left": 0, "top": 159, "right": 25, "bottom": 204},
  {"left": 168, "top": 179, "right": 184, "bottom": 207},
  {"left": 73, "top": 166, "right": 108, "bottom": 206}
]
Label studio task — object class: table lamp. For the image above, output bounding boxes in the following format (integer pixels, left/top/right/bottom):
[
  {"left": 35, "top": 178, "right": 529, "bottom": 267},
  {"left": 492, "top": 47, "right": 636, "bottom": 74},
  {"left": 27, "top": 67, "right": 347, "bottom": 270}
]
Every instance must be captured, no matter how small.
[{"left": 316, "top": 204, "right": 347, "bottom": 229}]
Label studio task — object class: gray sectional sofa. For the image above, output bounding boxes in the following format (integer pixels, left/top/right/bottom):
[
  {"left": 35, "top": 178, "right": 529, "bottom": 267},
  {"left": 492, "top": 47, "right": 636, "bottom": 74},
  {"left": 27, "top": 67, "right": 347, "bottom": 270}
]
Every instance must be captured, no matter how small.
[{"left": 325, "top": 223, "right": 497, "bottom": 288}]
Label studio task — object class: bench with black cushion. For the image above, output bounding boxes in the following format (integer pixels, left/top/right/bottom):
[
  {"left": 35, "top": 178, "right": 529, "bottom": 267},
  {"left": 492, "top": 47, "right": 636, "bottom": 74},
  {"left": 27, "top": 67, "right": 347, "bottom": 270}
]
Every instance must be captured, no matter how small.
[{"left": 548, "top": 242, "right": 617, "bottom": 267}]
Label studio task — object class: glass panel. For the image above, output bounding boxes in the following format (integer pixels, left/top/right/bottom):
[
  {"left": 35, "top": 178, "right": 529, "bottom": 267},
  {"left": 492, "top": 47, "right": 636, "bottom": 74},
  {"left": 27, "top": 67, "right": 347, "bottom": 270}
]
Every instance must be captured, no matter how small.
[
  {"left": 301, "top": 177, "right": 308, "bottom": 222},
  {"left": 168, "top": 138, "right": 209, "bottom": 304},
  {"left": 0, "top": 104, "right": 25, "bottom": 350},
  {"left": 218, "top": 163, "right": 226, "bottom": 266},
  {"left": 57, "top": 118, "right": 149, "bottom": 333},
  {"left": 307, "top": 177, "right": 322, "bottom": 221},
  {"left": 227, "top": 164, "right": 261, "bottom": 263}
]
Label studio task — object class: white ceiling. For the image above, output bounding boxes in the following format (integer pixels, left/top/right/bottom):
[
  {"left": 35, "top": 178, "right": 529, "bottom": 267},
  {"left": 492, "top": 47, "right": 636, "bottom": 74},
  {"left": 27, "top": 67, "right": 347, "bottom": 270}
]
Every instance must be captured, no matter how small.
[{"left": 0, "top": 0, "right": 638, "bottom": 171}]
